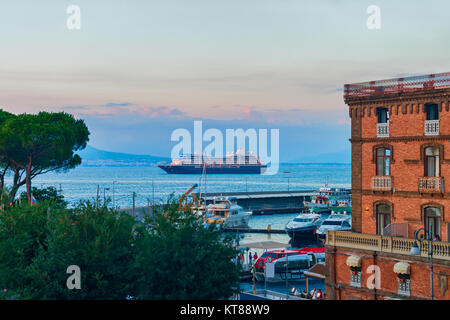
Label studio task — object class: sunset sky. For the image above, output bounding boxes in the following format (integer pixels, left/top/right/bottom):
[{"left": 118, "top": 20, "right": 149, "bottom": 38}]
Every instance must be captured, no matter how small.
[{"left": 1, "top": 0, "right": 450, "bottom": 161}]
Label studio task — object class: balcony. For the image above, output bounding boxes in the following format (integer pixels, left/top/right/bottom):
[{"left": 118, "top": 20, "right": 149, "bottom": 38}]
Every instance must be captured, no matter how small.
[
  {"left": 376, "top": 123, "right": 389, "bottom": 138},
  {"left": 418, "top": 177, "right": 444, "bottom": 193},
  {"left": 326, "top": 230, "right": 450, "bottom": 261},
  {"left": 424, "top": 120, "right": 439, "bottom": 136},
  {"left": 372, "top": 176, "right": 392, "bottom": 191}
]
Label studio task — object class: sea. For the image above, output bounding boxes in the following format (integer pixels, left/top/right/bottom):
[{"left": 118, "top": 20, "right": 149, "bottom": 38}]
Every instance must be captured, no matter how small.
[{"left": 14, "top": 163, "right": 351, "bottom": 296}]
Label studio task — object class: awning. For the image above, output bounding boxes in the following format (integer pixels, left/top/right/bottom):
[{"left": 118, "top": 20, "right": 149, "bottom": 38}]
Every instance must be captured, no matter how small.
[
  {"left": 239, "top": 241, "right": 290, "bottom": 250},
  {"left": 304, "top": 263, "right": 327, "bottom": 280},
  {"left": 394, "top": 262, "right": 410, "bottom": 274},
  {"left": 346, "top": 255, "right": 362, "bottom": 267}
]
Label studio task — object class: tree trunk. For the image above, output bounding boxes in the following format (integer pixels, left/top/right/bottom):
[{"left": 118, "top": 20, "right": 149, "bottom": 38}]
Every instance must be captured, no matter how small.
[{"left": 26, "top": 157, "right": 33, "bottom": 204}]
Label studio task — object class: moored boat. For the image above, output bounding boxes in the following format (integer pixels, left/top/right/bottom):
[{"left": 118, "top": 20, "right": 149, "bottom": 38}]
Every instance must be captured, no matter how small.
[
  {"left": 203, "top": 196, "right": 252, "bottom": 228},
  {"left": 253, "top": 247, "right": 325, "bottom": 282},
  {"left": 316, "top": 211, "right": 352, "bottom": 239},
  {"left": 285, "top": 213, "right": 324, "bottom": 242}
]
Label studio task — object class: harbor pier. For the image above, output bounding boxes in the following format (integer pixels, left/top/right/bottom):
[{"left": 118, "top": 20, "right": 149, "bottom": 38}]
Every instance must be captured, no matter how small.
[{"left": 197, "top": 190, "right": 318, "bottom": 215}]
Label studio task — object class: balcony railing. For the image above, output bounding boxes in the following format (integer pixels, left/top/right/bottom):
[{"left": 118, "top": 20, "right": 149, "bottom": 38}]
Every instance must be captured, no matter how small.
[
  {"left": 424, "top": 120, "right": 439, "bottom": 136},
  {"left": 376, "top": 123, "right": 389, "bottom": 137},
  {"left": 382, "top": 223, "right": 408, "bottom": 238},
  {"left": 418, "top": 177, "right": 444, "bottom": 193},
  {"left": 372, "top": 176, "right": 392, "bottom": 191},
  {"left": 344, "top": 72, "right": 450, "bottom": 101},
  {"left": 326, "top": 231, "right": 450, "bottom": 261}
]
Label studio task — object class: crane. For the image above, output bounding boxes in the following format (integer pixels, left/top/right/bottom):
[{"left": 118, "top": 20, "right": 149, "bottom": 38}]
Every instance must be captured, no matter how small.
[{"left": 178, "top": 183, "right": 198, "bottom": 209}]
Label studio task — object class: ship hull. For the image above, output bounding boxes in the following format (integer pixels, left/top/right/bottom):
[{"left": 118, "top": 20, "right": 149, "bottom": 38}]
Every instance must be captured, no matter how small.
[
  {"left": 158, "top": 164, "right": 265, "bottom": 174},
  {"left": 285, "top": 226, "right": 318, "bottom": 242}
]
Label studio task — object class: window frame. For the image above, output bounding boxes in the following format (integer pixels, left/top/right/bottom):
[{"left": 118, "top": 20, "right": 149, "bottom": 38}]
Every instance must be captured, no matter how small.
[
  {"left": 425, "top": 103, "right": 439, "bottom": 121},
  {"left": 377, "top": 107, "right": 389, "bottom": 124},
  {"left": 424, "top": 207, "right": 441, "bottom": 239},
  {"left": 376, "top": 204, "right": 391, "bottom": 235},
  {"left": 376, "top": 147, "right": 391, "bottom": 176},
  {"left": 424, "top": 146, "right": 440, "bottom": 177}
]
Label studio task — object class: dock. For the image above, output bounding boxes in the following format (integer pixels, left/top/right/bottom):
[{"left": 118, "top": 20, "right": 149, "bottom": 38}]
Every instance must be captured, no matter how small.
[
  {"left": 197, "top": 190, "right": 320, "bottom": 215},
  {"left": 224, "top": 227, "right": 286, "bottom": 234}
]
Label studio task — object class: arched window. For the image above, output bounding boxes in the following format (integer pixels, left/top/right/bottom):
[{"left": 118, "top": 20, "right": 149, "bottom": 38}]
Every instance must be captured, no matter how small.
[
  {"left": 376, "top": 204, "right": 391, "bottom": 235},
  {"left": 376, "top": 148, "right": 391, "bottom": 176},
  {"left": 424, "top": 146, "right": 440, "bottom": 177},
  {"left": 424, "top": 207, "right": 441, "bottom": 239}
]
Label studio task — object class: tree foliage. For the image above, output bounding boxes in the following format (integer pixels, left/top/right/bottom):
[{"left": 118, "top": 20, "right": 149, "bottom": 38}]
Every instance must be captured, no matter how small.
[
  {"left": 0, "top": 199, "right": 240, "bottom": 300},
  {"left": 0, "top": 110, "right": 89, "bottom": 202},
  {"left": 134, "top": 203, "right": 240, "bottom": 300},
  {"left": 19, "top": 186, "right": 67, "bottom": 209}
]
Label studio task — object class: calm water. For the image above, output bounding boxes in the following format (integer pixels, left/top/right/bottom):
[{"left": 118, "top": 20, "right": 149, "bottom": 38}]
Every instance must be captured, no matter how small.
[
  {"left": 14, "top": 163, "right": 350, "bottom": 244},
  {"left": 26, "top": 163, "right": 350, "bottom": 208}
]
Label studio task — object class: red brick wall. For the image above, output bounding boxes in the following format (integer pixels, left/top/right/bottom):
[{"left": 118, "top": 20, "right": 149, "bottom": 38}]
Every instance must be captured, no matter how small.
[
  {"left": 326, "top": 247, "right": 450, "bottom": 300},
  {"left": 361, "top": 194, "right": 450, "bottom": 240},
  {"left": 349, "top": 91, "right": 450, "bottom": 241}
]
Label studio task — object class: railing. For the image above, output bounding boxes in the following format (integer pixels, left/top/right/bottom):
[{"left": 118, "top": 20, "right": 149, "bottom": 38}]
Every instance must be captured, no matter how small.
[
  {"left": 418, "top": 177, "right": 444, "bottom": 193},
  {"left": 376, "top": 123, "right": 389, "bottom": 137},
  {"left": 372, "top": 176, "right": 392, "bottom": 191},
  {"left": 326, "top": 231, "right": 450, "bottom": 261},
  {"left": 382, "top": 223, "right": 408, "bottom": 238},
  {"left": 424, "top": 120, "right": 439, "bottom": 136},
  {"left": 344, "top": 72, "right": 450, "bottom": 100}
]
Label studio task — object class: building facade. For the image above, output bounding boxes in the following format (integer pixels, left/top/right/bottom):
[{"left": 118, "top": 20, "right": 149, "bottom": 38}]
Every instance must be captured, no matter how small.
[{"left": 325, "top": 72, "right": 450, "bottom": 300}]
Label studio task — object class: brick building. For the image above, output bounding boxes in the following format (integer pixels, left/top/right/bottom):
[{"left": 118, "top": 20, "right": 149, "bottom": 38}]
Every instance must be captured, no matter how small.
[{"left": 325, "top": 72, "right": 450, "bottom": 300}]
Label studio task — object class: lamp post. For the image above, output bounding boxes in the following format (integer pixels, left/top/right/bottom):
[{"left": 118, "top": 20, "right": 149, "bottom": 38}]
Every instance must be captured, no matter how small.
[
  {"left": 113, "top": 181, "right": 117, "bottom": 207},
  {"left": 410, "top": 227, "right": 434, "bottom": 300},
  {"left": 104, "top": 187, "right": 110, "bottom": 206},
  {"left": 245, "top": 176, "right": 248, "bottom": 193}
]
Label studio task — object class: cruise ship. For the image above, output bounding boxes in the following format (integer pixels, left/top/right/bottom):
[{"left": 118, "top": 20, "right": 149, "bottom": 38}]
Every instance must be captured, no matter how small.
[{"left": 158, "top": 153, "right": 267, "bottom": 174}]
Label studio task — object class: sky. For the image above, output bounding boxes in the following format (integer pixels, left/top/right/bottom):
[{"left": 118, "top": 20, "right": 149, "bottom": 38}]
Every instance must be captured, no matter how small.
[{"left": 1, "top": 0, "right": 450, "bottom": 161}]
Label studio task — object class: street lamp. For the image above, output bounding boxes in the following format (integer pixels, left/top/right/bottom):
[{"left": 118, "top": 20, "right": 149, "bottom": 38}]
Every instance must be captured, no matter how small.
[{"left": 410, "top": 227, "right": 434, "bottom": 300}]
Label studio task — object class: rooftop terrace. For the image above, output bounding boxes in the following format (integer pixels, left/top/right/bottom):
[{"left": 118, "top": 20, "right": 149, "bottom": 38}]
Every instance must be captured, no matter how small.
[{"left": 344, "top": 72, "right": 450, "bottom": 101}]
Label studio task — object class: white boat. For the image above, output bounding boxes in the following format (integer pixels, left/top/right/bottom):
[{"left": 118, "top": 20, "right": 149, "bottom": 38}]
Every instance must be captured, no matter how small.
[
  {"left": 304, "top": 187, "right": 351, "bottom": 210},
  {"left": 316, "top": 212, "right": 352, "bottom": 238},
  {"left": 285, "top": 213, "right": 324, "bottom": 241},
  {"left": 204, "top": 196, "right": 252, "bottom": 228},
  {"left": 255, "top": 250, "right": 325, "bottom": 282}
]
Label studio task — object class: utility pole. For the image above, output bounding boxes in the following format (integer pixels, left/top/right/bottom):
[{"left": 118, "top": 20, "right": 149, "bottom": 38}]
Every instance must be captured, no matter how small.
[
  {"left": 152, "top": 180, "right": 155, "bottom": 205},
  {"left": 113, "top": 181, "right": 116, "bottom": 207},
  {"left": 147, "top": 198, "right": 150, "bottom": 220},
  {"left": 245, "top": 176, "right": 248, "bottom": 193},
  {"left": 96, "top": 185, "right": 99, "bottom": 209},
  {"left": 132, "top": 192, "right": 135, "bottom": 218}
]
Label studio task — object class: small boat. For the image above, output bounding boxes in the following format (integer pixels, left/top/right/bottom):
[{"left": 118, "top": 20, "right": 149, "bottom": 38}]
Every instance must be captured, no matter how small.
[
  {"left": 285, "top": 213, "right": 324, "bottom": 242},
  {"left": 316, "top": 212, "right": 352, "bottom": 238},
  {"left": 304, "top": 187, "right": 351, "bottom": 211},
  {"left": 253, "top": 247, "right": 325, "bottom": 282},
  {"left": 204, "top": 196, "right": 252, "bottom": 228}
]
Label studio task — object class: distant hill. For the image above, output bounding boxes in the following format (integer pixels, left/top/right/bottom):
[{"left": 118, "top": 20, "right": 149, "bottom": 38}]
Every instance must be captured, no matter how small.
[
  {"left": 293, "top": 149, "right": 351, "bottom": 164},
  {"left": 77, "top": 146, "right": 170, "bottom": 166}
]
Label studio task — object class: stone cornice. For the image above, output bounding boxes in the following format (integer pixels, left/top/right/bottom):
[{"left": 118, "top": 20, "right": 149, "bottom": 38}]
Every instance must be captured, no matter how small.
[{"left": 350, "top": 135, "right": 450, "bottom": 143}]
